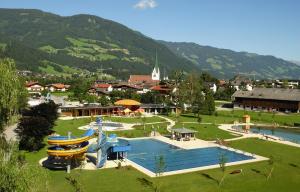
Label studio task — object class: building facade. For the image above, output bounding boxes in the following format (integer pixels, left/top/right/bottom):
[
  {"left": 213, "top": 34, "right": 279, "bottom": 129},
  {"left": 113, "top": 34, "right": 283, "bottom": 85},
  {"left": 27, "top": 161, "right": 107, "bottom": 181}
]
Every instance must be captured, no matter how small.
[{"left": 232, "top": 88, "right": 300, "bottom": 113}]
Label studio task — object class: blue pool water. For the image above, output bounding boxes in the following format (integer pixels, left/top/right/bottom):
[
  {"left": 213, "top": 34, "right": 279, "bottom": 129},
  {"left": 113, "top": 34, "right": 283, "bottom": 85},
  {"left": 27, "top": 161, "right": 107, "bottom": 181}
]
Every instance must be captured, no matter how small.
[
  {"left": 250, "top": 126, "right": 300, "bottom": 144},
  {"left": 127, "top": 139, "right": 254, "bottom": 173}
]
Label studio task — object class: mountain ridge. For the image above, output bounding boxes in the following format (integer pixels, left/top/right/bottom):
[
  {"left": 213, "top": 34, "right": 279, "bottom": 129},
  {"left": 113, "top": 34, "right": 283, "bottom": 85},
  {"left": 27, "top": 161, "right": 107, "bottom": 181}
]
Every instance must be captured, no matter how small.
[
  {"left": 160, "top": 41, "right": 300, "bottom": 79},
  {"left": 0, "top": 8, "right": 300, "bottom": 79},
  {"left": 0, "top": 8, "right": 197, "bottom": 78}
]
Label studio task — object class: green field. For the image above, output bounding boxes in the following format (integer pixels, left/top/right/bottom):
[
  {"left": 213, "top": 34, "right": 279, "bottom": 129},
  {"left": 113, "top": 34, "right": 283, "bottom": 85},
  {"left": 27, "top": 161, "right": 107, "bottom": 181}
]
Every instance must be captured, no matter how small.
[
  {"left": 173, "top": 123, "right": 239, "bottom": 141},
  {"left": 23, "top": 114, "right": 300, "bottom": 191},
  {"left": 218, "top": 110, "right": 300, "bottom": 126},
  {"left": 110, "top": 123, "right": 169, "bottom": 138},
  {"left": 25, "top": 137, "right": 300, "bottom": 192},
  {"left": 103, "top": 116, "right": 166, "bottom": 124}
]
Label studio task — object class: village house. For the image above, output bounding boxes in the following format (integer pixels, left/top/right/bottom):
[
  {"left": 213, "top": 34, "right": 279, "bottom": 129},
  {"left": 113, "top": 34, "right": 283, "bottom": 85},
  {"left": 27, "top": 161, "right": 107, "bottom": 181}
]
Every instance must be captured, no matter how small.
[
  {"left": 25, "top": 81, "right": 44, "bottom": 93},
  {"left": 113, "top": 84, "right": 142, "bottom": 92},
  {"left": 46, "top": 83, "right": 70, "bottom": 92},
  {"left": 89, "top": 83, "right": 113, "bottom": 96},
  {"left": 232, "top": 88, "right": 300, "bottom": 113}
]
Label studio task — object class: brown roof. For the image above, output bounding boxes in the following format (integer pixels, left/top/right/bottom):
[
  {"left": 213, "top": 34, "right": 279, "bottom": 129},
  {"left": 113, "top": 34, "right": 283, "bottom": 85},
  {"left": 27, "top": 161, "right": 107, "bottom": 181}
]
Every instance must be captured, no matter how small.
[
  {"left": 51, "top": 83, "right": 66, "bottom": 89},
  {"left": 128, "top": 75, "right": 158, "bottom": 84},
  {"left": 94, "top": 84, "right": 111, "bottom": 89},
  {"left": 232, "top": 88, "right": 300, "bottom": 102},
  {"left": 25, "top": 81, "right": 41, "bottom": 87},
  {"left": 113, "top": 84, "right": 142, "bottom": 90},
  {"left": 150, "top": 85, "right": 172, "bottom": 91}
]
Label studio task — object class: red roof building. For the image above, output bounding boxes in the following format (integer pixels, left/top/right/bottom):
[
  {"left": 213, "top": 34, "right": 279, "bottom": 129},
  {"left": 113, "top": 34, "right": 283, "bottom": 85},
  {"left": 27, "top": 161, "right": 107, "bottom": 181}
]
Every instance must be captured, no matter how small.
[
  {"left": 128, "top": 75, "right": 159, "bottom": 84},
  {"left": 46, "top": 83, "right": 69, "bottom": 92},
  {"left": 25, "top": 81, "right": 44, "bottom": 92},
  {"left": 150, "top": 85, "right": 172, "bottom": 94}
]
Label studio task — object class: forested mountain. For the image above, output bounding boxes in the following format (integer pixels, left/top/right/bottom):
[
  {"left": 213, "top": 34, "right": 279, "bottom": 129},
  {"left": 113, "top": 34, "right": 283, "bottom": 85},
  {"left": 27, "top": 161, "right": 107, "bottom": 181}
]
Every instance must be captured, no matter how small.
[
  {"left": 0, "top": 8, "right": 197, "bottom": 78},
  {"left": 160, "top": 41, "right": 300, "bottom": 79},
  {"left": 0, "top": 8, "right": 300, "bottom": 79}
]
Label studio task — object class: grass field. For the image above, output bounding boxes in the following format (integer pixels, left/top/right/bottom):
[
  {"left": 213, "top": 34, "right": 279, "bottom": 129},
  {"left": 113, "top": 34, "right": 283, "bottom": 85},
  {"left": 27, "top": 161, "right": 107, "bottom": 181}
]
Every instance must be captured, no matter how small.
[
  {"left": 25, "top": 137, "right": 300, "bottom": 192},
  {"left": 50, "top": 91, "right": 74, "bottom": 97},
  {"left": 23, "top": 114, "right": 300, "bottom": 191},
  {"left": 166, "top": 113, "right": 238, "bottom": 124},
  {"left": 110, "top": 123, "right": 169, "bottom": 138},
  {"left": 173, "top": 122, "right": 239, "bottom": 141},
  {"left": 218, "top": 110, "right": 300, "bottom": 126},
  {"left": 104, "top": 116, "right": 166, "bottom": 124}
]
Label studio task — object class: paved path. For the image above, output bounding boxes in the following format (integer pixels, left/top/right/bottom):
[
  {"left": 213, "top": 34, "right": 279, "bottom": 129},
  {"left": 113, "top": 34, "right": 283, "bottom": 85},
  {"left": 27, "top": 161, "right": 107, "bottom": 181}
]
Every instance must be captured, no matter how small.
[
  {"left": 4, "top": 123, "right": 18, "bottom": 141},
  {"left": 158, "top": 116, "right": 175, "bottom": 132}
]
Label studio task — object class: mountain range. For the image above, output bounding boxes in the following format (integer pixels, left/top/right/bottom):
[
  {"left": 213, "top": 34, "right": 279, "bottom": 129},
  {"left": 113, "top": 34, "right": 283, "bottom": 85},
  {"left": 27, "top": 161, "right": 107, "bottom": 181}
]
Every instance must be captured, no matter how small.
[{"left": 0, "top": 8, "right": 300, "bottom": 80}]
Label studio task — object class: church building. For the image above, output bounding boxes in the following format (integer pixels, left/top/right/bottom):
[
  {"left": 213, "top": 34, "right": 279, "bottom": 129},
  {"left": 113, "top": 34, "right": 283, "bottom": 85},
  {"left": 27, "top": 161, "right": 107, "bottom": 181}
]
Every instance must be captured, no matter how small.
[{"left": 128, "top": 52, "right": 162, "bottom": 84}]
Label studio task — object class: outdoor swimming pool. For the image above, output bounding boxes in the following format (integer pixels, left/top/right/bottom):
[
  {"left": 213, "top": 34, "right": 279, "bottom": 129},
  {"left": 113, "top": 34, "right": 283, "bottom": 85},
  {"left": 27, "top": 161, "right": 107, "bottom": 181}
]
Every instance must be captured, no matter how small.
[
  {"left": 127, "top": 139, "right": 254, "bottom": 173},
  {"left": 248, "top": 126, "right": 300, "bottom": 144}
]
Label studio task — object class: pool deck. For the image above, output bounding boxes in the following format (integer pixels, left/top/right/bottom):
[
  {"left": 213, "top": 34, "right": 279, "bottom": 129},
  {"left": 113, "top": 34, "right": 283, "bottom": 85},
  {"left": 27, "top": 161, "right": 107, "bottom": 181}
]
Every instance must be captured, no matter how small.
[
  {"left": 219, "top": 124, "right": 300, "bottom": 148},
  {"left": 122, "top": 136, "right": 268, "bottom": 177}
]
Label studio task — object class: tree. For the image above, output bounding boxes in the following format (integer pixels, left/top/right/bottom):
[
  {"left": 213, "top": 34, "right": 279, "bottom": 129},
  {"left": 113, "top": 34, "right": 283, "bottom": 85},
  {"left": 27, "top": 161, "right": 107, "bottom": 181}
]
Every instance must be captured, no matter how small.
[
  {"left": 65, "top": 175, "right": 85, "bottom": 192},
  {"left": 98, "top": 96, "right": 109, "bottom": 106},
  {"left": 17, "top": 116, "right": 51, "bottom": 151},
  {"left": 16, "top": 101, "right": 58, "bottom": 151},
  {"left": 218, "top": 153, "right": 227, "bottom": 186},
  {"left": 205, "top": 91, "right": 216, "bottom": 115},
  {"left": 199, "top": 91, "right": 215, "bottom": 115},
  {"left": 0, "top": 58, "right": 26, "bottom": 133},
  {"left": 137, "top": 177, "right": 161, "bottom": 192},
  {"left": 22, "top": 100, "right": 58, "bottom": 127},
  {"left": 155, "top": 155, "right": 166, "bottom": 176},
  {"left": 141, "top": 115, "right": 147, "bottom": 131},
  {"left": 0, "top": 140, "right": 48, "bottom": 192},
  {"left": 266, "top": 155, "right": 275, "bottom": 181}
]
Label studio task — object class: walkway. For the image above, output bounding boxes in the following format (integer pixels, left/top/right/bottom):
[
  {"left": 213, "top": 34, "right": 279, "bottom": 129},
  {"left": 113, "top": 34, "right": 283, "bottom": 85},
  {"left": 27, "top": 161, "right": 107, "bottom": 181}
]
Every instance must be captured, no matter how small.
[
  {"left": 219, "top": 124, "right": 300, "bottom": 148},
  {"left": 158, "top": 115, "right": 175, "bottom": 132}
]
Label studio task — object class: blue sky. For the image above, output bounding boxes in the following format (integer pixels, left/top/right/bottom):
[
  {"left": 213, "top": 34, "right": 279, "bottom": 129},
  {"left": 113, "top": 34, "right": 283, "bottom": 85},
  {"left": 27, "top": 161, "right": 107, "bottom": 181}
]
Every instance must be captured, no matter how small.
[{"left": 1, "top": 0, "right": 300, "bottom": 61}]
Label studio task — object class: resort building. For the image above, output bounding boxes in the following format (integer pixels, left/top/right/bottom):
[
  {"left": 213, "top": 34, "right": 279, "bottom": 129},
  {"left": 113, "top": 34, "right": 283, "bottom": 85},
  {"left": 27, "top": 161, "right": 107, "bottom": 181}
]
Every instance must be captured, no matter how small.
[
  {"left": 140, "top": 103, "right": 179, "bottom": 114},
  {"left": 60, "top": 103, "right": 123, "bottom": 117},
  {"left": 232, "top": 88, "right": 300, "bottom": 113}
]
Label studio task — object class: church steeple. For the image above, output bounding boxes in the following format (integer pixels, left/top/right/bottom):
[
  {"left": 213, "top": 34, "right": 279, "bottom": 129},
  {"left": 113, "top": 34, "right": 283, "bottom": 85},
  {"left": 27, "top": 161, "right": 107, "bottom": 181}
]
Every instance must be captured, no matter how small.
[
  {"left": 151, "top": 51, "right": 160, "bottom": 81},
  {"left": 155, "top": 50, "right": 159, "bottom": 72}
]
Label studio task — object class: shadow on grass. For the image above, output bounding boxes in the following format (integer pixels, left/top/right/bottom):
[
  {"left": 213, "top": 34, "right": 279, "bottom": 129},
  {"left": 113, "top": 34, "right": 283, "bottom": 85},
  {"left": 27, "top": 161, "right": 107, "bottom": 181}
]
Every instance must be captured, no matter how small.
[
  {"left": 200, "top": 173, "right": 219, "bottom": 184},
  {"left": 289, "top": 163, "right": 300, "bottom": 169},
  {"left": 251, "top": 168, "right": 267, "bottom": 177}
]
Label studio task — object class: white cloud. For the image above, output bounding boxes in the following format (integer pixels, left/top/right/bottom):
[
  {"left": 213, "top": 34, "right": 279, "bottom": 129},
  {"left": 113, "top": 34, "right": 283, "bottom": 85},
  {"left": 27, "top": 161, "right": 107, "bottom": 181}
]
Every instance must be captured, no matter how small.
[{"left": 134, "top": 0, "right": 158, "bottom": 10}]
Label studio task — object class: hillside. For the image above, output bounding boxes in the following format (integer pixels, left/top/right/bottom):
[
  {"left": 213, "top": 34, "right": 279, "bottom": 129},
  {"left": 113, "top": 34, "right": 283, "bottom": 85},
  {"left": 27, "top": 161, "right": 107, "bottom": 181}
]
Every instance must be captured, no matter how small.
[
  {"left": 0, "top": 8, "right": 197, "bottom": 78},
  {"left": 160, "top": 41, "right": 300, "bottom": 79},
  {"left": 1, "top": 9, "right": 300, "bottom": 80}
]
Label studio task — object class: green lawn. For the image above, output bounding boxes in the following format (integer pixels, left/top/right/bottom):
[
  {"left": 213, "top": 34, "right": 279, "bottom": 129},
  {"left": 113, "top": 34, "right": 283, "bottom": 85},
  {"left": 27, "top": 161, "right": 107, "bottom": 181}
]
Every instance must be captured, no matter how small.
[
  {"left": 218, "top": 110, "right": 300, "bottom": 126},
  {"left": 110, "top": 123, "right": 169, "bottom": 138},
  {"left": 25, "top": 137, "right": 300, "bottom": 192},
  {"left": 173, "top": 122, "right": 240, "bottom": 141},
  {"left": 166, "top": 113, "right": 238, "bottom": 124},
  {"left": 215, "top": 100, "right": 231, "bottom": 107},
  {"left": 22, "top": 114, "right": 300, "bottom": 191},
  {"left": 51, "top": 91, "right": 73, "bottom": 97},
  {"left": 103, "top": 116, "right": 166, "bottom": 124}
]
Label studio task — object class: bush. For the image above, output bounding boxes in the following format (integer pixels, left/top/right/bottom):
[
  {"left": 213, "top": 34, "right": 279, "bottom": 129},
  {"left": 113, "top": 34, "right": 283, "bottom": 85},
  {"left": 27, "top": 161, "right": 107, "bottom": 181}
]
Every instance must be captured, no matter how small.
[
  {"left": 16, "top": 101, "right": 58, "bottom": 151},
  {"left": 17, "top": 116, "right": 51, "bottom": 151}
]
